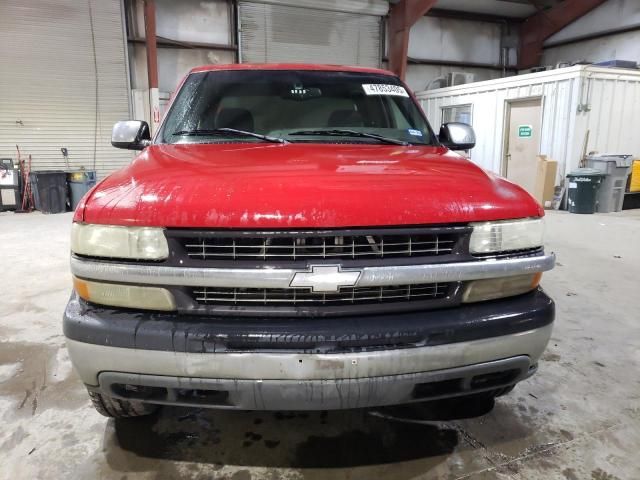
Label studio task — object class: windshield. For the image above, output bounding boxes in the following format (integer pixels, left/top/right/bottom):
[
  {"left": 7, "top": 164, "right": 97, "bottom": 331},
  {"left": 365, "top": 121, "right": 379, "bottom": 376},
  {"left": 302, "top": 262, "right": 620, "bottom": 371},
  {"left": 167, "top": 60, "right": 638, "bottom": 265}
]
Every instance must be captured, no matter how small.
[{"left": 159, "top": 70, "right": 435, "bottom": 145}]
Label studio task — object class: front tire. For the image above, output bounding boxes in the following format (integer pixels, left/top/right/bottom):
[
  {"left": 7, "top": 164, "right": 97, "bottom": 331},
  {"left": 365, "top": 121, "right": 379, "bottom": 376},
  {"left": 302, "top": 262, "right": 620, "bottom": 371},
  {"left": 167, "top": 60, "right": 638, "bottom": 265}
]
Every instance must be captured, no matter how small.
[{"left": 88, "top": 391, "right": 158, "bottom": 418}]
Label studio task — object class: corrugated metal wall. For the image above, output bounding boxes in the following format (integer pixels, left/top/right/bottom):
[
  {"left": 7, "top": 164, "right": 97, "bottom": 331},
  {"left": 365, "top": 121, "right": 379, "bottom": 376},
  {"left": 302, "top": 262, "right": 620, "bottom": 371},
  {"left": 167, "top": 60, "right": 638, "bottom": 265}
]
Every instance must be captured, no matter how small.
[
  {"left": 243, "top": 0, "right": 389, "bottom": 17},
  {"left": 239, "top": 1, "right": 384, "bottom": 67},
  {"left": 0, "top": 0, "right": 132, "bottom": 179},
  {"left": 417, "top": 66, "right": 640, "bottom": 182}
]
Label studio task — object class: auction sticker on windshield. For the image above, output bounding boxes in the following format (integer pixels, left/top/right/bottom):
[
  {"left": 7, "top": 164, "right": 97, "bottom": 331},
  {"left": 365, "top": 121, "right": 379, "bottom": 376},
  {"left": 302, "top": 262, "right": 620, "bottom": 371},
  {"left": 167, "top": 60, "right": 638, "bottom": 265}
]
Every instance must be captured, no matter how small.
[{"left": 362, "top": 84, "right": 409, "bottom": 97}]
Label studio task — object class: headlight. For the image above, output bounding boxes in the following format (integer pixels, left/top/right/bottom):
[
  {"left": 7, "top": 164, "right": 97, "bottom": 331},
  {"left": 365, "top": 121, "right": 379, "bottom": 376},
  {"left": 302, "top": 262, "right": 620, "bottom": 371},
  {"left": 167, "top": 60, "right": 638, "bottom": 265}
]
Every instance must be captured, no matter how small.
[
  {"left": 71, "top": 223, "right": 168, "bottom": 260},
  {"left": 462, "top": 273, "right": 541, "bottom": 303},
  {"left": 73, "top": 277, "right": 176, "bottom": 311},
  {"left": 469, "top": 218, "right": 544, "bottom": 254}
]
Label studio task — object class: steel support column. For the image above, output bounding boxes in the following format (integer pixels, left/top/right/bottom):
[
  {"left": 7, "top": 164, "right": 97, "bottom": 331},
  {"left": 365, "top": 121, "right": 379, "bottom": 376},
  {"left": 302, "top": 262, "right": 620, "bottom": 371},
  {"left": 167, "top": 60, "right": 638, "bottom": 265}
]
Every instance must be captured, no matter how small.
[
  {"left": 388, "top": 0, "right": 437, "bottom": 80},
  {"left": 143, "top": 0, "right": 160, "bottom": 133},
  {"left": 518, "top": 0, "right": 607, "bottom": 70}
]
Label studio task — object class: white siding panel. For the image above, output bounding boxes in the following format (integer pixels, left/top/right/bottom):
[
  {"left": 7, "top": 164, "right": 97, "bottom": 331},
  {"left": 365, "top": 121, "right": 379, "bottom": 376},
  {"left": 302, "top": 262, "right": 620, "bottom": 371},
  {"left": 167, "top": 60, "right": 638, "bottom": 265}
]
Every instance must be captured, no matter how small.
[
  {"left": 239, "top": 2, "right": 382, "bottom": 67},
  {"left": 0, "top": 0, "right": 132, "bottom": 179},
  {"left": 583, "top": 75, "right": 640, "bottom": 154}
]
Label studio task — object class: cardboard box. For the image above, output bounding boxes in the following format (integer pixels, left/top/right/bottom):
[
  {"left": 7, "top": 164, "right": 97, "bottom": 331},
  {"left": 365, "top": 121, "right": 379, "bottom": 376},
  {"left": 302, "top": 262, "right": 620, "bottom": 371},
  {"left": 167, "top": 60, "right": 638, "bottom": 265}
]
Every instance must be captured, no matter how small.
[
  {"left": 534, "top": 155, "right": 558, "bottom": 208},
  {"left": 630, "top": 160, "right": 640, "bottom": 192}
]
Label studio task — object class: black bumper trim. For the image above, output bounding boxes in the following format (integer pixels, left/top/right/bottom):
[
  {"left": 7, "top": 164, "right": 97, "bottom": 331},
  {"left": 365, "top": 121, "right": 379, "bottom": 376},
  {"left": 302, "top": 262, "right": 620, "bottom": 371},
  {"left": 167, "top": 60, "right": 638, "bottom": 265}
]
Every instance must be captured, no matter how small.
[{"left": 63, "top": 288, "right": 554, "bottom": 354}]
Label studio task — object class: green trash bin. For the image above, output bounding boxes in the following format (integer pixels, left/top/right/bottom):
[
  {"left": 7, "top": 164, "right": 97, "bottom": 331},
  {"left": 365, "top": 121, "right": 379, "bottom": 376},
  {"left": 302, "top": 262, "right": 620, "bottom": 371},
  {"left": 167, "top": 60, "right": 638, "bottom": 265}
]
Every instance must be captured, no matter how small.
[
  {"left": 67, "top": 170, "right": 97, "bottom": 211},
  {"left": 566, "top": 168, "right": 605, "bottom": 214}
]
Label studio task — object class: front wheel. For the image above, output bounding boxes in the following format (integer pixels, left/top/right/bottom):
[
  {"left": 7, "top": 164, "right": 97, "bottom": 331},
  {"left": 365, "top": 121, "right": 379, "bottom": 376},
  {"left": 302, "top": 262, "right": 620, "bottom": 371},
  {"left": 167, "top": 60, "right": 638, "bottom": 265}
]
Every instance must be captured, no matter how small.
[
  {"left": 88, "top": 391, "right": 158, "bottom": 418},
  {"left": 435, "top": 385, "right": 517, "bottom": 418}
]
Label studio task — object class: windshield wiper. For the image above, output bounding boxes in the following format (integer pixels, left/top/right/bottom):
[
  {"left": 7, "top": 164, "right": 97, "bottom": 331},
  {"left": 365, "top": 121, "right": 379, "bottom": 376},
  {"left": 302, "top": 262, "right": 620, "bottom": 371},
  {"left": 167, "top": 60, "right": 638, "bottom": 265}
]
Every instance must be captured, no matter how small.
[
  {"left": 172, "top": 128, "right": 286, "bottom": 144},
  {"left": 286, "top": 129, "right": 409, "bottom": 146}
]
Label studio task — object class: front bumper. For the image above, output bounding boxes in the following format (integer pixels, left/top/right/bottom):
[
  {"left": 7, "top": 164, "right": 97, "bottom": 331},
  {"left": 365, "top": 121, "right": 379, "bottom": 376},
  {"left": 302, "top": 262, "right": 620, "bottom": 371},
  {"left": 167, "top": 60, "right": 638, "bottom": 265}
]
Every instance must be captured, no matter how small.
[
  {"left": 64, "top": 289, "right": 554, "bottom": 410},
  {"left": 85, "top": 354, "right": 541, "bottom": 410}
]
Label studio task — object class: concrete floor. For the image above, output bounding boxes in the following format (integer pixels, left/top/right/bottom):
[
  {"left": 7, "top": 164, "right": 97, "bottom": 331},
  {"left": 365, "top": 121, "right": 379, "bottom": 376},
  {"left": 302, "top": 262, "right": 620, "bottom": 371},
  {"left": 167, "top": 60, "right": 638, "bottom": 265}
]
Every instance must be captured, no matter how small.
[{"left": 1, "top": 210, "right": 639, "bottom": 480}]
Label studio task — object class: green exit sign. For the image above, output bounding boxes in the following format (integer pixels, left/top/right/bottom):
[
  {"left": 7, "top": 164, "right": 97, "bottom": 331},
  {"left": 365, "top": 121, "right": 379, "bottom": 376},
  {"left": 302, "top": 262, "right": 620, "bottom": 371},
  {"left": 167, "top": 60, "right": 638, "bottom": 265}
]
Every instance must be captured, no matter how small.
[{"left": 518, "top": 125, "right": 533, "bottom": 137}]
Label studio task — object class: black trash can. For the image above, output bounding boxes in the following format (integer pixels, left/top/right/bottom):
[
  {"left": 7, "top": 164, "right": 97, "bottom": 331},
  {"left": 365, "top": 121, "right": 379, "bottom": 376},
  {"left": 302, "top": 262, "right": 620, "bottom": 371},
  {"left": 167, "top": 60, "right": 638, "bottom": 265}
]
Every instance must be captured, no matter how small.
[
  {"left": 566, "top": 168, "right": 605, "bottom": 214},
  {"left": 67, "top": 171, "right": 97, "bottom": 211},
  {"left": 30, "top": 171, "right": 68, "bottom": 214}
]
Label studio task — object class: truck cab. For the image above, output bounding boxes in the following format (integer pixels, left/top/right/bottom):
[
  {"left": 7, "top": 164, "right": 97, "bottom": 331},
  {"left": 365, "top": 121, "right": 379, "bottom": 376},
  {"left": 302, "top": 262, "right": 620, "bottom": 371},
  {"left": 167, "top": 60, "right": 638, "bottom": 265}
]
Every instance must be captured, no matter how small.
[{"left": 64, "top": 64, "right": 554, "bottom": 417}]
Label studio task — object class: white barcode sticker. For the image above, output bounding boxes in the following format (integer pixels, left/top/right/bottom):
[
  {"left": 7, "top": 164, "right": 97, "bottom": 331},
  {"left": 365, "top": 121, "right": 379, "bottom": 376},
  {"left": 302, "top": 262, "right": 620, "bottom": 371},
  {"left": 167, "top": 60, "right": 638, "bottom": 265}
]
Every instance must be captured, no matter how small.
[{"left": 362, "top": 84, "right": 409, "bottom": 97}]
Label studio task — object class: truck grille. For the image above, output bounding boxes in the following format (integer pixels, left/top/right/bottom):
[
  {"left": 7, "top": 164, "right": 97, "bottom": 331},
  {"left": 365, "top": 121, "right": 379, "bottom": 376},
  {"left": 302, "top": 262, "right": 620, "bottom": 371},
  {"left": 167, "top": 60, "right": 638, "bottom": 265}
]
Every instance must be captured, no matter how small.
[
  {"left": 192, "top": 283, "right": 450, "bottom": 307},
  {"left": 179, "top": 230, "right": 461, "bottom": 261}
]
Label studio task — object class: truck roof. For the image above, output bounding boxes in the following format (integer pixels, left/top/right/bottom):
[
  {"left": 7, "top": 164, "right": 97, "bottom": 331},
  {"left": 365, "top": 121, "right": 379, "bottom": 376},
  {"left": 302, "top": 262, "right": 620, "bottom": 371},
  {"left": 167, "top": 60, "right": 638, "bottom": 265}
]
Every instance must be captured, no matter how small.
[{"left": 189, "top": 63, "right": 396, "bottom": 76}]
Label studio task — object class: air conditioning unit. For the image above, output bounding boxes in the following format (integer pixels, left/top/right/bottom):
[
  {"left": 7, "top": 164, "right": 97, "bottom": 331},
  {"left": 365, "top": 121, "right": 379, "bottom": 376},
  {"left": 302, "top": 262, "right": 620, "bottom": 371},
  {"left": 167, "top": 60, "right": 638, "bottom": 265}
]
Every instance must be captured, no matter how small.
[
  {"left": 446, "top": 72, "right": 476, "bottom": 87},
  {"left": 523, "top": 65, "right": 553, "bottom": 74}
]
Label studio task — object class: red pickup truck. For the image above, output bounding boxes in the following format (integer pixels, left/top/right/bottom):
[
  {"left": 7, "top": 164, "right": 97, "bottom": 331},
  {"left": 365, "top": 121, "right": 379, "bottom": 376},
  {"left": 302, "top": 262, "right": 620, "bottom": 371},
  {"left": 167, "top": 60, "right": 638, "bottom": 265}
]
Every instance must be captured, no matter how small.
[{"left": 64, "top": 64, "right": 555, "bottom": 418}]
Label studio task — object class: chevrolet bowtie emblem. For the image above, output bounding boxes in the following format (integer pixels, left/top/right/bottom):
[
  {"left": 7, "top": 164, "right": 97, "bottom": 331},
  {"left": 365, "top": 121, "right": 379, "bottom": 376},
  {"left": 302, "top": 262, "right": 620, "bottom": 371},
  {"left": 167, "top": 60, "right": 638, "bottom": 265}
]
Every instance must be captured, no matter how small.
[{"left": 290, "top": 265, "right": 362, "bottom": 293}]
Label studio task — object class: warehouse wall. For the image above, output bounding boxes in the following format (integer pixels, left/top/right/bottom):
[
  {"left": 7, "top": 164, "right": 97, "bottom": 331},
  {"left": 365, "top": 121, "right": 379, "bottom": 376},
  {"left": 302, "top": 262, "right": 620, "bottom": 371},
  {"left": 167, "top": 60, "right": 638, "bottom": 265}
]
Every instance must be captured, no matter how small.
[
  {"left": 126, "top": 3, "right": 517, "bottom": 107},
  {"left": 237, "top": 1, "right": 386, "bottom": 67},
  {"left": 541, "top": 0, "right": 640, "bottom": 67},
  {"left": 0, "top": 0, "right": 132, "bottom": 179},
  {"left": 126, "top": 0, "right": 234, "bottom": 93},
  {"left": 402, "top": 15, "right": 516, "bottom": 92}
]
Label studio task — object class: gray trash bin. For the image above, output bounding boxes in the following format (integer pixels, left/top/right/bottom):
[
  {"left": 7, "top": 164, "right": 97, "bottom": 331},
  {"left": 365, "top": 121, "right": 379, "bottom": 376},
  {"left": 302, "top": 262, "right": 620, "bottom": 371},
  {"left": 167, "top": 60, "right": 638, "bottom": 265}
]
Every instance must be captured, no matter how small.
[
  {"left": 67, "top": 171, "right": 97, "bottom": 211},
  {"left": 585, "top": 154, "right": 633, "bottom": 213}
]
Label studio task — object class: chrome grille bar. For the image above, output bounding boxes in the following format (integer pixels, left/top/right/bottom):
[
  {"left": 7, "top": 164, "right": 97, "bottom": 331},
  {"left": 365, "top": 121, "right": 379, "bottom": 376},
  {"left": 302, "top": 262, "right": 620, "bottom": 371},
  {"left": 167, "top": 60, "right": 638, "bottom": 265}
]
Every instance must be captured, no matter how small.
[
  {"left": 181, "top": 233, "right": 459, "bottom": 261},
  {"left": 70, "top": 253, "right": 556, "bottom": 289},
  {"left": 192, "top": 283, "right": 449, "bottom": 306}
]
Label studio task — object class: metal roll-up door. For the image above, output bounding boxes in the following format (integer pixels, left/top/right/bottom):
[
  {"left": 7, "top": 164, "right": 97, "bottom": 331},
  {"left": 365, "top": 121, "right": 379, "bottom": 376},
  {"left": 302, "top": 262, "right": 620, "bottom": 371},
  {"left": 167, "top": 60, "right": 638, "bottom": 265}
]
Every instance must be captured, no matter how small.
[
  {"left": 0, "top": 0, "right": 132, "bottom": 179},
  {"left": 239, "top": 0, "right": 387, "bottom": 67}
]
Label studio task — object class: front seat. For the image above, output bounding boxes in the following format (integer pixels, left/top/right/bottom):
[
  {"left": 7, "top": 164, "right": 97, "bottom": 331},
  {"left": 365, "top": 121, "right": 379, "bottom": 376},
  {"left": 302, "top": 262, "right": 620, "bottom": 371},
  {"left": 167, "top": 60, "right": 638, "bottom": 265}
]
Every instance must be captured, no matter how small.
[
  {"left": 327, "top": 109, "right": 364, "bottom": 128},
  {"left": 215, "top": 108, "right": 255, "bottom": 132}
]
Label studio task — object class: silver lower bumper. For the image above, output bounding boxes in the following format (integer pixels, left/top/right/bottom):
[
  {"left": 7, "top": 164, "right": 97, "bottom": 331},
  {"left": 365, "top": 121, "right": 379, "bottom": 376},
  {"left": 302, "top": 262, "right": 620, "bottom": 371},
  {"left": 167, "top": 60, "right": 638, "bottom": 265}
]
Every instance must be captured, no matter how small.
[
  {"left": 68, "top": 324, "right": 552, "bottom": 410},
  {"left": 95, "top": 356, "right": 533, "bottom": 410}
]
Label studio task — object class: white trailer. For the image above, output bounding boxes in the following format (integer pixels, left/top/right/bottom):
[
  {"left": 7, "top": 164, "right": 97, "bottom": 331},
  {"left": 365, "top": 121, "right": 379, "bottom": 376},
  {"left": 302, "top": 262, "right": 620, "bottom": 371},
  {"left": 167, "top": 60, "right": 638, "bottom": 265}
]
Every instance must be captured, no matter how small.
[{"left": 416, "top": 65, "right": 640, "bottom": 191}]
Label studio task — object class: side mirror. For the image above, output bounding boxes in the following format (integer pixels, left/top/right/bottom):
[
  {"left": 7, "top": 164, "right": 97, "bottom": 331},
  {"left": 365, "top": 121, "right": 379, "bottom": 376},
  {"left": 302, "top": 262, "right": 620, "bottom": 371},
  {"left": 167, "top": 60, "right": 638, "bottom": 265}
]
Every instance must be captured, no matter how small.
[
  {"left": 439, "top": 122, "right": 476, "bottom": 150},
  {"left": 111, "top": 120, "right": 151, "bottom": 150}
]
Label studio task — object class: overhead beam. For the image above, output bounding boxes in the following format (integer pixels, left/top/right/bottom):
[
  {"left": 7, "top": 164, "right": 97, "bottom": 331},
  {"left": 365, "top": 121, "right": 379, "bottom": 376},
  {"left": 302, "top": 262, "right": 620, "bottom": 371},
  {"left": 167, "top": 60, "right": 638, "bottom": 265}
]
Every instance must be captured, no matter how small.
[
  {"left": 407, "top": 57, "right": 518, "bottom": 72},
  {"left": 128, "top": 36, "right": 238, "bottom": 52},
  {"left": 388, "top": 0, "right": 438, "bottom": 80},
  {"left": 382, "top": 55, "right": 518, "bottom": 71},
  {"left": 518, "top": 0, "right": 607, "bottom": 69},
  {"left": 427, "top": 8, "right": 524, "bottom": 24}
]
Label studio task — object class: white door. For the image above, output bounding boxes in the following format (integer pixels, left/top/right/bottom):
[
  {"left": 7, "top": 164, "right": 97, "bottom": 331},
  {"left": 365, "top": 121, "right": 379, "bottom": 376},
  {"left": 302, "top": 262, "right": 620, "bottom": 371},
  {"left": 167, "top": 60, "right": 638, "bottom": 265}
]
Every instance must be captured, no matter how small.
[{"left": 504, "top": 99, "right": 542, "bottom": 195}]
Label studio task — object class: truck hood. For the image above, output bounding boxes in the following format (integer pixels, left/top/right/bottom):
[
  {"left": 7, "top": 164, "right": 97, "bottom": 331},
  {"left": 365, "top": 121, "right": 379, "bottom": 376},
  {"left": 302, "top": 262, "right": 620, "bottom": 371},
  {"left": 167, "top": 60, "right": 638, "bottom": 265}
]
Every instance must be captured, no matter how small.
[{"left": 80, "top": 143, "right": 543, "bottom": 228}]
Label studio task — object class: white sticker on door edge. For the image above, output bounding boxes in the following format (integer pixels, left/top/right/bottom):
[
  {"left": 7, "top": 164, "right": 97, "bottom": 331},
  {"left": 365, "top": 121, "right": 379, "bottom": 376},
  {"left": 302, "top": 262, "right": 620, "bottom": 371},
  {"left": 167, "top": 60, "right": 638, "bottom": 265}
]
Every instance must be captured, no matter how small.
[{"left": 362, "top": 84, "right": 409, "bottom": 97}]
